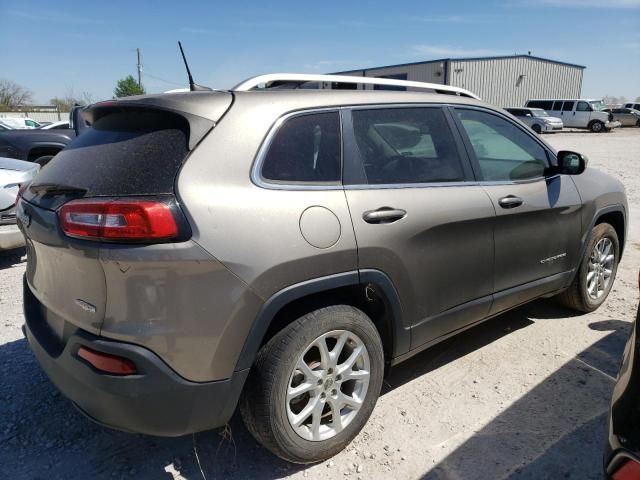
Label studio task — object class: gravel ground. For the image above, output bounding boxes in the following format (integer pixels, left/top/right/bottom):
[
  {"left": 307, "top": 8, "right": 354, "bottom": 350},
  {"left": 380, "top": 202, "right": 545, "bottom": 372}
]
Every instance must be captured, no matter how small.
[{"left": 1, "top": 128, "right": 639, "bottom": 480}]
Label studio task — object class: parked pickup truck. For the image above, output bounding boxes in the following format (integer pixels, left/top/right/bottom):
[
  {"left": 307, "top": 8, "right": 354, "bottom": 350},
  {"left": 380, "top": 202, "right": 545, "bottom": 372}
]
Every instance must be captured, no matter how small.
[{"left": 0, "top": 106, "right": 87, "bottom": 165}]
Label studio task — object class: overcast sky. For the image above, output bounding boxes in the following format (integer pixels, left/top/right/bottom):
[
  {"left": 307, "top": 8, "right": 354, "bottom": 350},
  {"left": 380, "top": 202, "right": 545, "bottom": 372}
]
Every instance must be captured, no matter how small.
[{"left": 1, "top": 0, "right": 638, "bottom": 103}]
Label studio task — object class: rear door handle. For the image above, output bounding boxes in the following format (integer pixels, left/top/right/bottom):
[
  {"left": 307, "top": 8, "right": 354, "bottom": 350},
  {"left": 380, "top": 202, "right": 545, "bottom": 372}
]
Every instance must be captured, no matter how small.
[
  {"left": 498, "top": 195, "right": 523, "bottom": 209},
  {"left": 363, "top": 207, "right": 407, "bottom": 224}
]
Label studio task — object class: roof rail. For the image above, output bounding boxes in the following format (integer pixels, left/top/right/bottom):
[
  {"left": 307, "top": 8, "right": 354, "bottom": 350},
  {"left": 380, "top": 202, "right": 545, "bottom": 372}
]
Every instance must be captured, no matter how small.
[{"left": 232, "top": 73, "right": 480, "bottom": 99}]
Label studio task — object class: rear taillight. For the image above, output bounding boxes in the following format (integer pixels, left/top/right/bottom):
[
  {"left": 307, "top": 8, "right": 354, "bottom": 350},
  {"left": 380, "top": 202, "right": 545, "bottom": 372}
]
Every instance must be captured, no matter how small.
[
  {"left": 77, "top": 346, "right": 137, "bottom": 375},
  {"left": 612, "top": 459, "right": 640, "bottom": 480},
  {"left": 59, "top": 199, "right": 179, "bottom": 242}
]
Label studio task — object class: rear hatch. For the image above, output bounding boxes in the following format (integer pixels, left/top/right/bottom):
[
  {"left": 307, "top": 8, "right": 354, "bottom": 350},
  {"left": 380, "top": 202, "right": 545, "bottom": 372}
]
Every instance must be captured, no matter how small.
[{"left": 18, "top": 92, "right": 232, "bottom": 335}]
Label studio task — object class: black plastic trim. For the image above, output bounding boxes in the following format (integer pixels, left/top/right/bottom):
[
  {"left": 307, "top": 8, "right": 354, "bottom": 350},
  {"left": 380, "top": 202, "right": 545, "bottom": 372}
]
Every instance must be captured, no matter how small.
[
  {"left": 234, "top": 269, "right": 409, "bottom": 372},
  {"left": 566, "top": 203, "right": 627, "bottom": 288}
]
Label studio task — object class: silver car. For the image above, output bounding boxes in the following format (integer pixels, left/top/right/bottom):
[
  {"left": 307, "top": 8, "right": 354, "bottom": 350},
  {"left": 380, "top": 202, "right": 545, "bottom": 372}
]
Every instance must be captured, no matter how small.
[
  {"left": 505, "top": 107, "right": 563, "bottom": 134},
  {"left": 604, "top": 108, "right": 640, "bottom": 127},
  {"left": 0, "top": 157, "right": 38, "bottom": 249}
]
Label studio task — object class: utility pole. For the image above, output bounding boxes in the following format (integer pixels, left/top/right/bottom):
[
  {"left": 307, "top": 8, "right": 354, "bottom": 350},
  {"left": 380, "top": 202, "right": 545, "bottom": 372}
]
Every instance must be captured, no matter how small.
[{"left": 136, "top": 48, "right": 143, "bottom": 89}]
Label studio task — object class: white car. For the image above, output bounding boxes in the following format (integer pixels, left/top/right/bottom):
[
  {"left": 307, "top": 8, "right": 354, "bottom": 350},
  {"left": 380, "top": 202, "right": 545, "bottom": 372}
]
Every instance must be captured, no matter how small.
[
  {"left": 0, "top": 157, "right": 39, "bottom": 250},
  {"left": 525, "top": 98, "right": 620, "bottom": 132},
  {"left": 505, "top": 107, "right": 563, "bottom": 134},
  {"left": 0, "top": 117, "right": 41, "bottom": 129},
  {"left": 39, "top": 121, "right": 70, "bottom": 130}
]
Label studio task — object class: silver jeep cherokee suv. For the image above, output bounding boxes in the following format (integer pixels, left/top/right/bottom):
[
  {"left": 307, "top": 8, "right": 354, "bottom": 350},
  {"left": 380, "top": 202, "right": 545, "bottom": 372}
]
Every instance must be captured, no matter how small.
[{"left": 18, "top": 74, "right": 627, "bottom": 463}]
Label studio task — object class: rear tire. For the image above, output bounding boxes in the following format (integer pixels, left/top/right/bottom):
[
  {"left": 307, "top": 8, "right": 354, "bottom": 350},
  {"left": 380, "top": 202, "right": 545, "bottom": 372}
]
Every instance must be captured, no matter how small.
[
  {"left": 240, "top": 305, "right": 384, "bottom": 464},
  {"left": 532, "top": 124, "right": 542, "bottom": 134},
  {"left": 590, "top": 121, "right": 604, "bottom": 133},
  {"left": 556, "top": 223, "right": 619, "bottom": 312}
]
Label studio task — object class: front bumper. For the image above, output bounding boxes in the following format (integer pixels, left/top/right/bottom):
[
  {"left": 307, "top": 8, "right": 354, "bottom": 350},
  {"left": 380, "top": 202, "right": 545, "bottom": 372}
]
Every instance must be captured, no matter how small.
[
  {"left": 23, "top": 277, "right": 248, "bottom": 437},
  {"left": 605, "top": 121, "right": 622, "bottom": 130},
  {"left": 542, "top": 123, "right": 563, "bottom": 132},
  {"left": 0, "top": 223, "right": 25, "bottom": 250}
]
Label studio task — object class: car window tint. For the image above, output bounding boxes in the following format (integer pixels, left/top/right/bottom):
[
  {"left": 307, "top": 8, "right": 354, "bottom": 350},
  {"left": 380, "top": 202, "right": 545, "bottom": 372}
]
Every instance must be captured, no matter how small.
[
  {"left": 351, "top": 107, "right": 465, "bottom": 185},
  {"left": 576, "top": 101, "right": 591, "bottom": 112},
  {"left": 551, "top": 101, "right": 562, "bottom": 111},
  {"left": 261, "top": 112, "right": 341, "bottom": 183},
  {"left": 455, "top": 108, "right": 548, "bottom": 182},
  {"left": 562, "top": 101, "right": 575, "bottom": 112}
]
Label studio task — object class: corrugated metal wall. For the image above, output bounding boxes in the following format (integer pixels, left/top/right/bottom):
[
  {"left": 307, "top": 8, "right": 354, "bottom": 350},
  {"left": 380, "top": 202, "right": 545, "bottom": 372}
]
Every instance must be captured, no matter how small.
[
  {"left": 0, "top": 111, "right": 66, "bottom": 122},
  {"left": 447, "top": 57, "right": 583, "bottom": 107},
  {"left": 337, "top": 61, "right": 446, "bottom": 90}
]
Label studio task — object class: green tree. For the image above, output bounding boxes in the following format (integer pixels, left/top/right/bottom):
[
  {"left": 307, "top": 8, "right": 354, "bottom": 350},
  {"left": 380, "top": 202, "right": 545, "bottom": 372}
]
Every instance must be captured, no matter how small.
[{"left": 114, "top": 75, "right": 145, "bottom": 98}]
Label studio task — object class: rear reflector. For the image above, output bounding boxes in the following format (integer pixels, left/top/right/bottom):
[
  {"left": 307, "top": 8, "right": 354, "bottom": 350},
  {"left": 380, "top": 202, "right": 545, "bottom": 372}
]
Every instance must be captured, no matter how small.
[
  {"left": 613, "top": 459, "right": 640, "bottom": 480},
  {"left": 77, "top": 346, "right": 137, "bottom": 375},
  {"left": 59, "top": 199, "right": 178, "bottom": 241}
]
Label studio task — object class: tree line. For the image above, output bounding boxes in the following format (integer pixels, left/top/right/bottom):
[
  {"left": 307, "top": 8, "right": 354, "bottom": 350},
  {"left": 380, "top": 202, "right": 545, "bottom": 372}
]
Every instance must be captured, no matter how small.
[{"left": 0, "top": 76, "right": 146, "bottom": 111}]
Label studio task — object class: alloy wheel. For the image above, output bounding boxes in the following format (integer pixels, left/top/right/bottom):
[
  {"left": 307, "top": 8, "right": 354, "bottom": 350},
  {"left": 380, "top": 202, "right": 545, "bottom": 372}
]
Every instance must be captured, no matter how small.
[
  {"left": 586, "top": 237, "right": 615, "bottom": 300},
  {"left": 286, "top": 330, "right": 370, "bottom": 441}
]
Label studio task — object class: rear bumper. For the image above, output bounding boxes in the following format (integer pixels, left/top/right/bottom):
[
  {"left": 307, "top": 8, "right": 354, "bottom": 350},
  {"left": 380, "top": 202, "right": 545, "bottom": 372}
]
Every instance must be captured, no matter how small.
[
  {"left": 23, "top": 277, "right": 248, "bottom": 437},
  {"left": 0, "top": 223, "right": 24, "bottom": 250},
  {"left": 604, "top": 448, "right": 640, "bottom": 479}
]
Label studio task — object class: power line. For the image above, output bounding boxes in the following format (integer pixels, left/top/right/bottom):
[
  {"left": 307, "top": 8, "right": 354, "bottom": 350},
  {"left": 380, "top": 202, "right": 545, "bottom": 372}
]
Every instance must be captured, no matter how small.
[{"left": 143, "top": 72, "right": 184, "bottom": 87}]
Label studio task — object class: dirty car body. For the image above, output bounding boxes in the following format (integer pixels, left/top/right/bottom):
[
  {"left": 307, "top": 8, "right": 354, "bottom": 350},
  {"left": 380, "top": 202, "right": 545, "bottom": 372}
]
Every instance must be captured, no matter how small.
[{"left": 17, "top": 80, "right": 628, "bottom": 461}]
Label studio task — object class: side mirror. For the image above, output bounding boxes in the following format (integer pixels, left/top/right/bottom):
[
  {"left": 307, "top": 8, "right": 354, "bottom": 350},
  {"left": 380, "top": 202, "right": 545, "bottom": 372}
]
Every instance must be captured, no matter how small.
[{"left": 555, "top": 150, "right": 587, "bottom": 175}]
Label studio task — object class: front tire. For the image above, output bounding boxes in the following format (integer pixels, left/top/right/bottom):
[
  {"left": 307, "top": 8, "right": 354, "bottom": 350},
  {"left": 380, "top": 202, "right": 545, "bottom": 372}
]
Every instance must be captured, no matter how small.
[
  {"left": 532, "top": 124, "right": 542, "bottom": 134},
  {"left": 590, "top": 120, "right": 604, "bottom": 133},
  {"left": 556, "top": 223, "right": 619, "bottom": 312},
  {"left": 240, "top": 305, "right": 384, "bottom": 464}
]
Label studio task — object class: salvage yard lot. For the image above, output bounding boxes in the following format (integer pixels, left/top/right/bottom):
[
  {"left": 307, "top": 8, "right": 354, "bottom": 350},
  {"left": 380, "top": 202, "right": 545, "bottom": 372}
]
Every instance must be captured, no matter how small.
[{"left": 1, "top": 129, "right": 639, "bottom": 480}]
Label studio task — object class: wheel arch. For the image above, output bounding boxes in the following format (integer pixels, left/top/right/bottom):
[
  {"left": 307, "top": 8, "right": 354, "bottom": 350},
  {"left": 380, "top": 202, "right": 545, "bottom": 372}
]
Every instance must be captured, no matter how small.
[
  {"left": 27, "top": 144, "right": 64, "bottom": 162},
  {"left": 594, "top": 208, "right": 626, "bottom": 256},
  {"left": 233, "top": 270, "right": 409, "bottom": 373}
]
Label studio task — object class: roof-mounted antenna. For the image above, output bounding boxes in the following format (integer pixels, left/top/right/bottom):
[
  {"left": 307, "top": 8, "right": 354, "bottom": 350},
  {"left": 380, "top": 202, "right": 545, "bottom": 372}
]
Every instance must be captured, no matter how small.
[{"left": 178, "top": 41, "right": 212, "bottom": 92}]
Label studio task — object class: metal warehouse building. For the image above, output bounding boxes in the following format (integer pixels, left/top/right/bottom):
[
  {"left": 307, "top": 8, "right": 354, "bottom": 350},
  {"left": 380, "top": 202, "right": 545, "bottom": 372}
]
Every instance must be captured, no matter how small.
[{"left": 335, "top": 54, "right": 585, "bottom": 107}]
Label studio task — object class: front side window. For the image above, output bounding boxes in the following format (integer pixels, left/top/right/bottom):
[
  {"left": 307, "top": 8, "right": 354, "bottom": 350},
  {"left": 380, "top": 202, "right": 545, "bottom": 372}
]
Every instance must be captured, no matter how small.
[
  {"left": 455, "top": 108, "right": 548, "bottom": 182},
  {"left": 576, "top": 101, "right": 591, "bottom": 112},
  {"left": 261, "top": 112, "right": 341, "bottom": 183},
  {"left": 352, "top": 107, "right": 465, "bottom": 185}
]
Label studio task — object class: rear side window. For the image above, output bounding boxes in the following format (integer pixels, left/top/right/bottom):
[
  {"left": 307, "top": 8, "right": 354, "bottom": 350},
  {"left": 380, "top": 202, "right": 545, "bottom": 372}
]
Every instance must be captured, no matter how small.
[
  {"left": 351, "top": 107, "right": 465, "bottom": 184},
  {"left": 528, "top": 101, "right": 553, "bottom": 110},
  {"left": 562, "top": 101, "right": 575, "bottom": 112},
  {"left": 261, "top": 112, "right": 341, "bottom": 184},
  {"left": 31, "top": 110, "right": 189, "bottom": 198}
]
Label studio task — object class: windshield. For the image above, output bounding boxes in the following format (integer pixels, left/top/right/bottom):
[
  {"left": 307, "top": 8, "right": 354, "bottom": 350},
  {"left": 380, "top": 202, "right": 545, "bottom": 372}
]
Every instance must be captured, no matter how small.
[
  {"left": 532, "top": 110, "right": 550, "bottom": 117},
  {"left": 589, "top": 100, "right": 605, "bottom": 111}
]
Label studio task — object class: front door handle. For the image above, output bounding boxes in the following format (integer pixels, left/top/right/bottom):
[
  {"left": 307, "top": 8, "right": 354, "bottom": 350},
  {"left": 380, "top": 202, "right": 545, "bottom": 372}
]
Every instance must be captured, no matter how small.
[
  {"left": 498, "top": 195, "right": 523, "bottom": 209},
  {"left": 363, "top": 207, "right": 407, "bottom": 224}
]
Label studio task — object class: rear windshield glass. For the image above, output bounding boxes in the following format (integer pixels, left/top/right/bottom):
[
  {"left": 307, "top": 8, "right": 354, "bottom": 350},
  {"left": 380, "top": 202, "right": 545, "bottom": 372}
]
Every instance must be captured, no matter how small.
[{"left": 29, "top": 109, "right": 190, "bottom": 201}]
